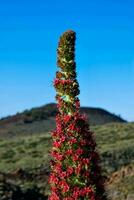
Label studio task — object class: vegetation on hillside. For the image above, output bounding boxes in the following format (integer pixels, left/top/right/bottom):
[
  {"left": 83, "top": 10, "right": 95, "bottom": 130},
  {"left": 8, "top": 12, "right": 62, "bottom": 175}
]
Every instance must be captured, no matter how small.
[{"left": 0, "top": 122, "right": 133, "bottom": 199}]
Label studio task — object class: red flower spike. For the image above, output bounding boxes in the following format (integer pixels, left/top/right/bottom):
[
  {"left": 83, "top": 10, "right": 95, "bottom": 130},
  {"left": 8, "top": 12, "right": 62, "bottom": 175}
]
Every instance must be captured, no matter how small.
[{"left": 49, "top": 30, "right": 107, "bottom": 200}]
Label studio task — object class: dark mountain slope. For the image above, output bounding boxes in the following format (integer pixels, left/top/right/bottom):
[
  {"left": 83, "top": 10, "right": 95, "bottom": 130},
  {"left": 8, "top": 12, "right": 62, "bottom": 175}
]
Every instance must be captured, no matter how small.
[{"left": 0, "top": 103, "right": 126, "bottom": 138}]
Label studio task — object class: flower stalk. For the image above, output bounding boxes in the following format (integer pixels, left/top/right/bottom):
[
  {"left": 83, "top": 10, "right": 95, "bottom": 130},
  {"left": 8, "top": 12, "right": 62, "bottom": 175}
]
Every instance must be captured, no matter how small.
[{"left": 49, "top": 30, "right": 107, "bottom": 200}]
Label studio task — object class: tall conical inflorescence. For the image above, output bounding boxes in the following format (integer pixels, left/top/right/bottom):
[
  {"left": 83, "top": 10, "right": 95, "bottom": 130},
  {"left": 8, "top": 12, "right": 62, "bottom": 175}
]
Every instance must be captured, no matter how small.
[{"left": 49, "top": 30, "right": 107, "bottom": 200}]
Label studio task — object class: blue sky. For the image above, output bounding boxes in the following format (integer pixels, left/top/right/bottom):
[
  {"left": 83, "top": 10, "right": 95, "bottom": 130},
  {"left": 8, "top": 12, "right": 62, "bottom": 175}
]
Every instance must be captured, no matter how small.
[{"left": 0, "top": 0, "right": 134, "bottom": 121}]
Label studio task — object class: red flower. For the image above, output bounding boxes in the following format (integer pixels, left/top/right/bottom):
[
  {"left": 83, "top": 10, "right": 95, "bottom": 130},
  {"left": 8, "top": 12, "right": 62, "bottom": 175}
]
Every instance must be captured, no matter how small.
[
  {"left": 63, "top": 114, "right": 71, "bottom": 123},
  {"left": 76, "top": 148, "right": 83, "bottom": 155},
  {"left": 61, "top": 135, "right": 66, "bottom": 142},
  {"left": 73, "top": 187, "right": 80, "bottom": 199},
  {"left": 84, "top": 171, "right": 90, "bottom": 177},
  {"left": 80, "top": 139, "right": 87, "bottom": 146},
  {"left": 72, "top": 154, "right": 79, "bottom": 161},
  {"left": 51, "top": 151, "right": 63, "bottom": 161},
  {"left": 53, "top": 79, "right": 60, "bottom": 86},
  {"left": 53, "top": 140, "right": 62, "bottom": 148},
  {"left": 49, "top": 174, "right": 59, "bottom": 185},
  {"left": 75, "top": 164, "right": 82, "bottom": 175},
  {"left": 84, "top": 186, "right": 93, "bottom": 194},
  {"left": 51, "top": 185, "right": 57, "bottom": 192},
  {"left": 67, "top": 132, "right": 73, "bottom": 137},
  {"left": 69, "top": 138, "right": 77, "bottom": 144},
  {"left": 54, "top": 163, "right": 62, "bottom": 173},
  {"left": 68, "top": 124, "right": 75, "bottom": 131},
  {"left": 54, "top": 79, "right": 73, "bottom": 87},
  {"left": 81, "top": 187, "right": 95, "bottom": 198},
  {"left": 63, "top": 197, "right": 74, "bottom": 200},
  {"left": 82, "top": 158, "right": 90, "bottom": 164},
  {"left": 67, "top": 166, "right": 74, "bottom": 176},
  {"left": 60, "top": 171, "right": 67, "bottom": 178},
  {"left": 60, "top": 180, "right": 70, "bottom": 193},
  {"left": 75, "top": 99, "right": 80, "bottom": 109},
  {"left": 49, "top": 191, "right": 60, "bottom": 200},
  {"left": 65, "top": 149, "right": 73, "bottom": 156}
]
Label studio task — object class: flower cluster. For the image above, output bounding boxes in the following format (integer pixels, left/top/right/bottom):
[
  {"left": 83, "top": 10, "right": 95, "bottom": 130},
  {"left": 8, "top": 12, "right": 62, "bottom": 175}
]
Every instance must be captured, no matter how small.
[
  {"left": 49, "top": 30, "right": 107, "bottom": 200},
  {"left": 54, "top": 78, "right": 79, "bottom": 99}
]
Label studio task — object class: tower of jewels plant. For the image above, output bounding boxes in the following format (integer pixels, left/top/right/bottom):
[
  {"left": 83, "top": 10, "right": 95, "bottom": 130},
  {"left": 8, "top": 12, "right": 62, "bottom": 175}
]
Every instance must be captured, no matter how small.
[{"left": 49, "top": 30, "right": 107, "bottom": 200}]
